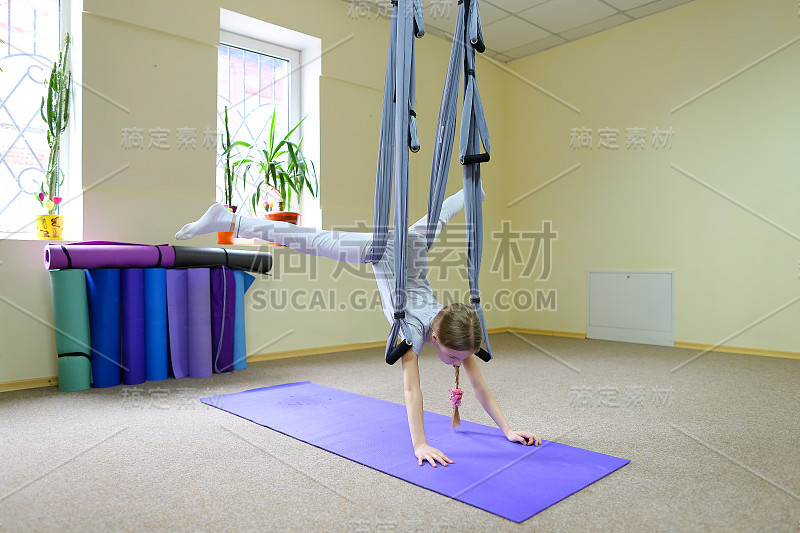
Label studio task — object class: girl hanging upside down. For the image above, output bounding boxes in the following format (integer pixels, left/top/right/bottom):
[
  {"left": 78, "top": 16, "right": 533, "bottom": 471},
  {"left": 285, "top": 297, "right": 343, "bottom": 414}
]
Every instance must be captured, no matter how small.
[{"left": 176, "top": 189, "right": 541, "bottom": 467}]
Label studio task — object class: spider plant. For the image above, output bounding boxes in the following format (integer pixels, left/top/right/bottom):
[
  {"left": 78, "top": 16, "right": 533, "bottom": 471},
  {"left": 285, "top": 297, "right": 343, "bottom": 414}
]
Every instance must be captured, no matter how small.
[{"left": 250, "top": 111, "right": 317, "bottom": 214}]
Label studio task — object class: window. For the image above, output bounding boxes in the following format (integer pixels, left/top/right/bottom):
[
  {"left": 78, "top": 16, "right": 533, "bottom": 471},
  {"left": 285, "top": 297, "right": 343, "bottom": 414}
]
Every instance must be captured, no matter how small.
[
  {"left": 216, "top": 32, "right": 300, "bottom": 216},
  {"left": 0, "top": 0, "right": 76, "bottom": 239},
  {"left": 218, "top": 9, "right": 321, "bottom": 228}
]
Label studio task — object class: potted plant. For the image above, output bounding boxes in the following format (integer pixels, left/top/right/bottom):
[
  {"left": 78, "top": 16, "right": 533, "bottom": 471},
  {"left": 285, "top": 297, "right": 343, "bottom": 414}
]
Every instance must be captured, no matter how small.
[
  {"left": 250, "top": 111, "right": 317, "bottom": 225},
  {"left": 217, "top": 105, "right": 251, "bottom": 244},
  {"left": 35, "top": 33, "right": 71, "bottom": 240}
]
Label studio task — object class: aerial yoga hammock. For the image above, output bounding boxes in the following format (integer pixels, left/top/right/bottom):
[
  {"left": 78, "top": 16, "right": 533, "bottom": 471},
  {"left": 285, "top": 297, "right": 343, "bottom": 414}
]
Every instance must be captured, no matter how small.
[
  {"left": 375, "top": 0, "right": 493, "bottom": 365},
  {"left": 175, "top": 0, "right": 492, "bottom": 366}
]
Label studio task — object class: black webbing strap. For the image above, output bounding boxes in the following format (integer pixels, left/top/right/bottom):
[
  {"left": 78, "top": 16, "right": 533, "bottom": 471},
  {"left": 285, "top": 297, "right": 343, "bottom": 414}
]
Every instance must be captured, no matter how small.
[
  {"left": 60, "top": 245, "right": 73, "bottom": 269},
  {"left": 57, "top": 352, "right": 91, "bottom": 360}
]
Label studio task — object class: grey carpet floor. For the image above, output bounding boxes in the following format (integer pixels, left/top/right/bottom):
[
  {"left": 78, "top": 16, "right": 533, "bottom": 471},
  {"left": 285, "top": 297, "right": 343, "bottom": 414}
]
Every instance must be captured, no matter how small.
[{"left": 1, "top": 332, "right": 798, "bottom": 533}]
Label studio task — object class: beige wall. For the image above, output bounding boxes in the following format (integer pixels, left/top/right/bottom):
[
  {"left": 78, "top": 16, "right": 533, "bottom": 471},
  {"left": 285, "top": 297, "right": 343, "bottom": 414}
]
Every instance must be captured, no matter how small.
[
  {"left": 1, "top": 0, "right": 797, "bottom": 385},
  {"left": 503, "top": 0, "right": 800, "bottom": 352}
]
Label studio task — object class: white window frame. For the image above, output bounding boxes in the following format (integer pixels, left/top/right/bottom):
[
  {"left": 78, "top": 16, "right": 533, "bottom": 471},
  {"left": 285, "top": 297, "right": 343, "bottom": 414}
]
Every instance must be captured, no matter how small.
[
  {"left": 219, "top": 31, "right": 301, "bottom": 140},
  {"left": 0, "top": 0, "right": 82, "bottom": 241},
  {"left": 219, "top": 9, "right": 321, "bottom": 229}
]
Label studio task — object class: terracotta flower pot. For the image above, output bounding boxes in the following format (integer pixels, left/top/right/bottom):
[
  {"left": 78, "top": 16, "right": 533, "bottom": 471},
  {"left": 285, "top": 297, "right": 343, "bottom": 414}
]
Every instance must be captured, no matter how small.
[
  {"left": 217, "top": 231, "right": 235, "bottom": 245},
  {"left": 263, "top": 211, "right": 300, "bottom": 224},
  {"left": 262, "top": 211, "right": 300, "bottom": 246},
  {"left": 36, "top": 214, "right": 64, "bottom": 240}
]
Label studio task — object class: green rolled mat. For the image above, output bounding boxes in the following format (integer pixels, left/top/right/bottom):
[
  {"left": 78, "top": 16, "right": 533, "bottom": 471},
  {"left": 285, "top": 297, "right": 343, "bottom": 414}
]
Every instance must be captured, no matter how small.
[{"left": 49, "top": 269, "right": 92, "bottom": 391}]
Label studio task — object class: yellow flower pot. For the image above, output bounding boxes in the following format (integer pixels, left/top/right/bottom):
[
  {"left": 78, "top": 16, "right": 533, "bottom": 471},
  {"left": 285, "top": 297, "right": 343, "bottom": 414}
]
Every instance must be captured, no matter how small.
[{"left": 36, "top": 214, "right": 64, "bottom": 240}]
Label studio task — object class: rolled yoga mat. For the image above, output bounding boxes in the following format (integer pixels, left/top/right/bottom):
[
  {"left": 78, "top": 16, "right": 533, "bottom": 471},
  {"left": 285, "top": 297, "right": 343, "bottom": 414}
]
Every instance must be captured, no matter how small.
[
  {"left": 201, "top": 382, "right": 631, "bottom": 523},
  {"left": 49, "top": 270, "right": 92, "bottom": 391},
  {"left": 187, "top": 268, "right": 213, "bottom": 378},
  {"left": 44, "top": 242, "right": 272, "bottom": 274},
  {"left": 210, "top": 266, "right": 236, "bottom": 373},
  {"left": 173, "top": 246, "right": 272, "bottom": 274},
  {"left": 45, "top": 242, "right": 175, "bottom": 270},
  {"left": 166, "top": 269, "right": 189, "bottom": 379},
  {"left": 85, "top": 269, "right": 121, "bottom": 388},
  {"left": 121, "top": 269, "right": 146, "bottom": 385},
  {"left": 232, "top": 271, "right": 256, "bottom": 370},
  {"left": 144, "top": 268, "right": 168, "bottom": 381}
]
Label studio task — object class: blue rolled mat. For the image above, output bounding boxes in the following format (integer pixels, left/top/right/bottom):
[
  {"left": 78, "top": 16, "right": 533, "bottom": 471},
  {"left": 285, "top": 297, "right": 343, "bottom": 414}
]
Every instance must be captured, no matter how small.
[
  {"left": 187, "top": 268, "right": 212, "bottom": 378},
  {"left": 202, "top": 382, "right": 630, "bottom": 523},
  {"left": 166, "top": 270, "right": 189, "bottom": 379},
  {"left": 210, "top": 266, "right": 236, "bottom": 373},
  {"left": 144, "top": 268, "right": 168, "bottom": 381},
  {"left": 85, "top": 269, "right": 121, "bottom": 388},
  {"left": 232, "top": 271, "right": 254, "bottom": 370},
  {"left": 121, "top": 269, "right": 146, "bottom": 385},
  {"left": 49, "top": 270, "right": 92, "bottom": 392}
]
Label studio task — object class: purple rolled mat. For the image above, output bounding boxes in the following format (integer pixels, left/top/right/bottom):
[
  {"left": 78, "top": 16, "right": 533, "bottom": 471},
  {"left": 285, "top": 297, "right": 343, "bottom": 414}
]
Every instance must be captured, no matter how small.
[
  {"left": 121, "top": 269, "right": 146, "bottom": 385},
  {"left": 187, "top": 268, "right": 213, "bottom": 378},
  {"left": 210, "top": 266, "right": 236, "bottom": 373},
  {"left": 45, "top": 241, "right": 175, "bottom": 270},
  {"left": 202, "top": 382, "right": 631, "bottom": 523},
  {"left": 165, "top": 270, "right": 189, "bottom": 379}
]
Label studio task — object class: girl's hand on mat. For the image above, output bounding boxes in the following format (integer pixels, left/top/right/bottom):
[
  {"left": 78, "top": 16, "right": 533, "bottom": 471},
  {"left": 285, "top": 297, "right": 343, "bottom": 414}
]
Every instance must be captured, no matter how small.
[
  {"left": 506, "top": 430, "right": 541, "bottom": 446},
  {"left": 415, "top": 444, "right": 454, "bottom": 467}
]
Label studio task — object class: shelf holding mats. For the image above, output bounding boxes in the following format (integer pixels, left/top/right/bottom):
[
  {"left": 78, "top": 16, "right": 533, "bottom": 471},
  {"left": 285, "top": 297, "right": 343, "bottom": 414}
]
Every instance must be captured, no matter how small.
[
  {"left": 121, "top": 269, "right": 146, "bottom": 385},
  {"left": 47, "top": 250, "right": 261, "bottom": 389},
  {"left": 85, "top": 269, "right": 121, "bottom": 388},
  {"left": 49, "top": 270, "right": 92, "bottom": 391},
  {"left": 144, "top": 268, "right": 168, "bottom": 381}
]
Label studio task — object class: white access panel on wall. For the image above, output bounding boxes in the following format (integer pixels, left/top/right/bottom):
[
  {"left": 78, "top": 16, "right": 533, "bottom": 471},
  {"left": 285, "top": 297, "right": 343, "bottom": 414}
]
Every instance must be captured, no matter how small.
[{"left": 587, "top": 271, "right": 675, "bottom": 347}]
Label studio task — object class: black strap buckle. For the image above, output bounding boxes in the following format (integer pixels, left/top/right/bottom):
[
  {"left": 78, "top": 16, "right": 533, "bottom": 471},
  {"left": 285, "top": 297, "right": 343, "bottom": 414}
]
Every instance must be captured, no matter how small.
[{"left": 393, "top": 311, "right": 406, "bottom": 320}]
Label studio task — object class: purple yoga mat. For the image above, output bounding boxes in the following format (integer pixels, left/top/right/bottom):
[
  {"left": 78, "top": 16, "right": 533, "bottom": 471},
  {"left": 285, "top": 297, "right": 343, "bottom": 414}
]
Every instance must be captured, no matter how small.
[
  {"left": 166, "top": 270, "right": 189, "bottom": 379},
  {"left": 121, "top": 269, "right": 146, "bottom": 385},
  {"left": 45, "top": 241, "right": 175, "bottom": 270},
  {"left": 187, "top": 268, "right": 212, "bottom": 378},
  {"left": 201, "top": 382, "right": 630, "bottom": 523},
  {"left": 210, "top": 266, "right": 236, "bottom": 373}
]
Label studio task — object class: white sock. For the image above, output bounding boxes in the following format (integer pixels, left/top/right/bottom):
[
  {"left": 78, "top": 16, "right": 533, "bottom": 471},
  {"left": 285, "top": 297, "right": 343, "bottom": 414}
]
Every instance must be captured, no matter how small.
[{"left": 175, "top": 203, "right": 234, "bottom": 240}]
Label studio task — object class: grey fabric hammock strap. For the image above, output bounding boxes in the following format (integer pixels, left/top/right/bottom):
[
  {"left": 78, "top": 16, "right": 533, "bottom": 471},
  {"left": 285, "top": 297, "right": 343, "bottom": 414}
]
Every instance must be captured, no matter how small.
[
  {"left": 374, "top": 0, "right": 492, "bottom": 364},
  {"left": 425, "top": 0, "right": 493, "bottom": 362},
  {"left": 369, "top": 0, "right": 424, "bottom": 363}
]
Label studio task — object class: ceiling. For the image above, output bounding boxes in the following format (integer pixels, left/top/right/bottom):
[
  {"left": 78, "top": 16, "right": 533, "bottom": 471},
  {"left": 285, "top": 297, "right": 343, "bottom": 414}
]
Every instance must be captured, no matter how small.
[{"left": 343, "top": 0, "right": 696, "bottom": 62}]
